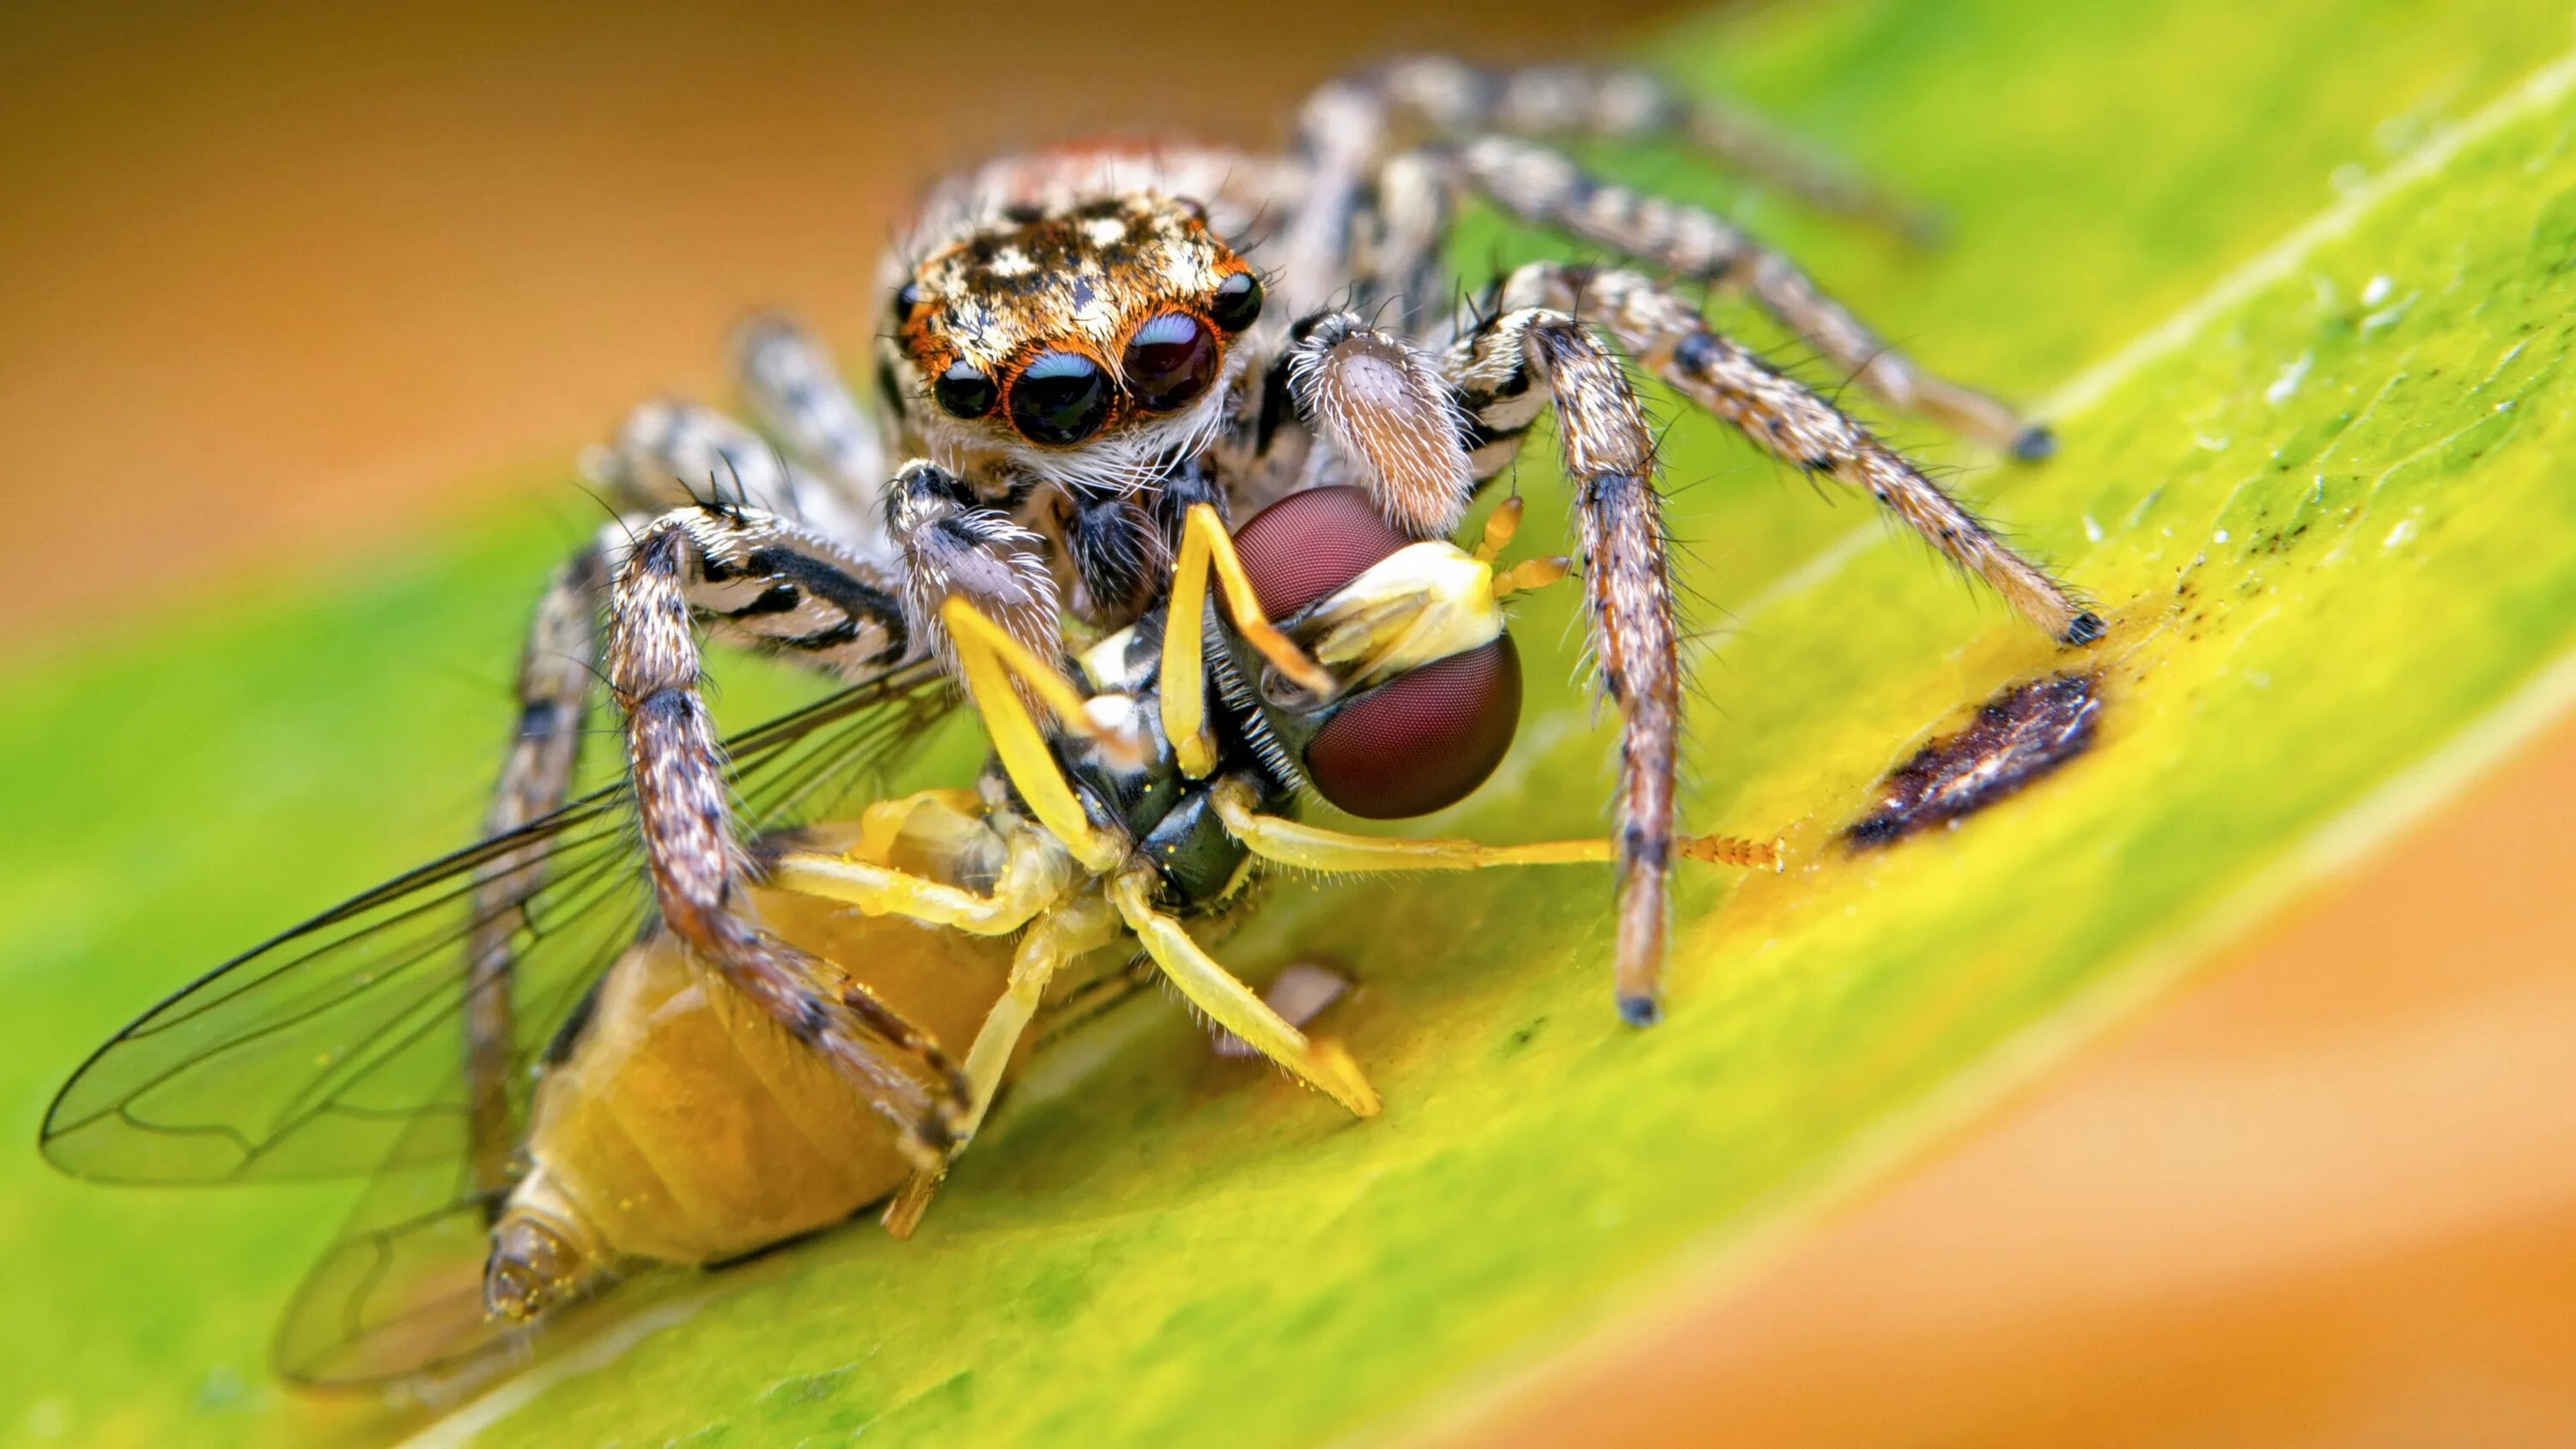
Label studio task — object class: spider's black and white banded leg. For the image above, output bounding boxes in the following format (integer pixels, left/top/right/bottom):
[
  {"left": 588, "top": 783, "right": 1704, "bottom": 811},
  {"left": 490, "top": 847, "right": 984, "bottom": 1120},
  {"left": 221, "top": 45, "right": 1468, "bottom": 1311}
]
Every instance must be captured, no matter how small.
[
  {"left": 608, "top": 504, "right": 963, "bottom": 1167},
  {"left": 461, "top": 541, "right": 610, "bottom": 1196},
  {"left": 1358, "top": 55, "right": 1940, "bottom": 244},
  {"left": 1503, "top": 262, "right": 2102, "bottom": 644},
  {"left": 1439, "top": 136, "right": 2052, "bottom": 460},
  {"left": 1440, "top": 302, "right": 1680, "bottom": 1026},
  {"left": 729, "top": 313, "right": 895, "bottom": 561}
]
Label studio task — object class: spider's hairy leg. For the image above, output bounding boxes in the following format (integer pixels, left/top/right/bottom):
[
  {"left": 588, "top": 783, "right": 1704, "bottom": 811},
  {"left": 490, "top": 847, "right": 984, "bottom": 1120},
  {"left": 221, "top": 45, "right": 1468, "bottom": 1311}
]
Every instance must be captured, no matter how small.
[
  {"left": 1522, "top": 262, "right": 2104, "bottom": 645},
  {"left": 462, "top": 538, "right": 610, "bottom": 1197},
  {"left": 729, "top": 314, "right": 893, "bottom": 557},
  {"left": 1363, "top": 55, "right": 1938, "bottom": 244},
  {"left": 588, "top": 397, "right": 893, "bottom": 565},
  {"left": 1441, "top": 136, "right": 2052, "bottom": 459},
  {"left": 1283, "top": 311, "right": 1476, "bottom": 537},
  {"left": 1447, "top": 300, "right": 1683, "bottom": 1023},
  {"left": 609, "top": 505, "right": 969, "bottom": 1167},
  {"left": 1349, "top": 149, "right": 1457, "bottom": 324}
]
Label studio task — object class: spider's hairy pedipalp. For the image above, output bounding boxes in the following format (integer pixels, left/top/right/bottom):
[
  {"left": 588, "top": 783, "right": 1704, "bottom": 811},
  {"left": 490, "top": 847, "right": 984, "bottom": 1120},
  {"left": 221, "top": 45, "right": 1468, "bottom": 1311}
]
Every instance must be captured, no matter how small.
[{"left": 1284, "top": 312, "right": 1475, "bottom": 537}]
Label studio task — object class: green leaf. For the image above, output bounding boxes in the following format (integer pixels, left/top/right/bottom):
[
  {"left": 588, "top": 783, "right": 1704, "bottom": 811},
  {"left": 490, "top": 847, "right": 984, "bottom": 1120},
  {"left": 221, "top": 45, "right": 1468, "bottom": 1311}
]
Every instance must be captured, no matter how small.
[{"left": 8, "top": 0, "right": 2574, "bottom": 1444}]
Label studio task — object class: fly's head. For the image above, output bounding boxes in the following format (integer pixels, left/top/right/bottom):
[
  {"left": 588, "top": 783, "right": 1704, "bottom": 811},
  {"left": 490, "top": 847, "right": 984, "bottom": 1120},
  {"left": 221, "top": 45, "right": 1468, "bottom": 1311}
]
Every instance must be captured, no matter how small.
[
  {"left": 1227, "top": 486, "right": 1539, "bottom": 820},
  {"left": 884, "top": 191, "right": 1263, "bottom": 494}
]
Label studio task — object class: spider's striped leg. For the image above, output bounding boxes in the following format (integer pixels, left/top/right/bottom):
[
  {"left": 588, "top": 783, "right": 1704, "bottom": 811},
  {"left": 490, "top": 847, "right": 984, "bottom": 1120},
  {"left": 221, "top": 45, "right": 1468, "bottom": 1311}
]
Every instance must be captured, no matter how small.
[
  {"left": 1437, "top": 301, "right": 1681, "bottom": 1025},
  {"left": 587, "top": 395, "right": 896, "bottom": 565},
  {"left": 1493, "top": 262, "right": 2102, "bottom": 644},
  {"left": 729, "top": 313, "right": 895, "bottom": 560},
  {"left": 609, "top": 503, "right": 965, "bottom": 1167},
  {"left": 1360, "top": 56, "right": 1939, "bottom": 244},
  {"left": 1347, "top": 149, "right": 1457, "bottom": 325},
  {"left": 1438, "top": 136, "right": 2051, "bottom": 459},
  {"left": 1280, "top": 310, "right": 1476, "bottom": 537},
  {"left": 460, "top": 539, "right": 610, "bottom": 1197}
]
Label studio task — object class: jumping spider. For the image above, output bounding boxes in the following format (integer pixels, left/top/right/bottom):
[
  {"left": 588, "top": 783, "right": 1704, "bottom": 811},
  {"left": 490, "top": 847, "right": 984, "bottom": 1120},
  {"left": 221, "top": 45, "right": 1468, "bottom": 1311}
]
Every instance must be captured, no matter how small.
[{"left": 46, "top": 55, "right": 2099, "bottom": 1380}]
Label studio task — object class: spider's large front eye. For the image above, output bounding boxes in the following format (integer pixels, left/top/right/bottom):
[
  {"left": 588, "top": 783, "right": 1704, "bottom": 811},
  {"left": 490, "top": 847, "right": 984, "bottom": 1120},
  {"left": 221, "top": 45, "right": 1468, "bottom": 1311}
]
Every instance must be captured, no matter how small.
[
  {"left": 1209, "top": 270, "right": 1262, "bottom": 333},
  {"left": 934, "top": 361, "right": 997, "bottom": 419},
  {"left": 1009, "top": 351, "right": 1113, "bottom": 445},
  {"left": 1122, "top": 312, "right": 1219, "bottom": 412},
  {"left": 1304, "top": 638, "right": 1522, "bottom": 819}
]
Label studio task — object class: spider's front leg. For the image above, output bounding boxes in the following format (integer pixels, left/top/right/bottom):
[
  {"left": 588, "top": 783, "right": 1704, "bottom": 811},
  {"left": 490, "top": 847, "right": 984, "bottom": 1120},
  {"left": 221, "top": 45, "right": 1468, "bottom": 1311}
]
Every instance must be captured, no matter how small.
[
  {"left": 608, "top": 503, "right": 966, "bottom": 1166},
  {"left": 1437, "top": 264, "right": 2099, "bottom": 1023},
  {"left": 1449, "top": 306, "right": 1683, "bottom": 1025},
  {"left": 1494, "top": 262, "right": 2104, "bottom": 645}
]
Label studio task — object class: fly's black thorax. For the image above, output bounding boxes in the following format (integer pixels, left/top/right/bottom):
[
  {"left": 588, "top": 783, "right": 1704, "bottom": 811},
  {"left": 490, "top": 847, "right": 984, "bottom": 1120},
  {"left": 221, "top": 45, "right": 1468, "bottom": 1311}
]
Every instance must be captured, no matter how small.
[{"left": 1039, "top": 604, "right": 1302, "bottom": 914}]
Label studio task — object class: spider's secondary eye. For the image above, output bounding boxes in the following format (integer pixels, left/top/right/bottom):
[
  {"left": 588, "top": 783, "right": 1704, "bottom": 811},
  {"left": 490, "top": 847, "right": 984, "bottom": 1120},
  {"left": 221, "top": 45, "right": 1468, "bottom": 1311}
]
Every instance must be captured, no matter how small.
[
  {"left": 890, "top": 281, "right": 922, "bottom": 326},
  {"left": 933, "top": 361, "right": 998, "bottom": 419},
  {"left": 1122, "top": 312, "right": 1218, "bottom": 412},
  {"left": 1009, "top": 351, "right": 1113, "bottom": 445},
  {"left": 1305, "top": 639, "right": 1522, "bottom": 818},
  {"left": 1209, "top": 270, "right": 1262, "bottom": 333}
]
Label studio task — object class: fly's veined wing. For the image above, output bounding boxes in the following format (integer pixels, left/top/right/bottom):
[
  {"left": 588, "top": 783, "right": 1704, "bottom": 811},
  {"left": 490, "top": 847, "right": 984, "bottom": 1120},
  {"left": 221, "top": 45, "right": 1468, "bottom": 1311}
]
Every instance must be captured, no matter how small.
[
  {"left": 41, "top": 660, "right": 957, "bottom": 1186},
  {"left": 271, "top": 1105, "right": 527, "bottom": 1386}
]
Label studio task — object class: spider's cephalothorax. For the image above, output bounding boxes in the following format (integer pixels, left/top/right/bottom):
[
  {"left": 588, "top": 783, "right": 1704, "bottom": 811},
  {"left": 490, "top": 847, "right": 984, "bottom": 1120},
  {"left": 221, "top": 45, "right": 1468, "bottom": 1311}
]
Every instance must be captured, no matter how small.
[
  {"left": 888, "top": 191, "right": 1260, "bottom": 474},
  {"left": 45, "top": 57, "right": 2110, "bottom": 1385}
]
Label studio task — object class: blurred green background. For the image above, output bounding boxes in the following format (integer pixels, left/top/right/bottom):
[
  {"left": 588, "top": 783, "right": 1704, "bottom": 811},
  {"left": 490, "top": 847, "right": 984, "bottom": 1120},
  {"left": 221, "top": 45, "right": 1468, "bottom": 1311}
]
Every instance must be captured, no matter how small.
[{"left": 9, "top": 1, "right": 2576, "bottom": 1446}]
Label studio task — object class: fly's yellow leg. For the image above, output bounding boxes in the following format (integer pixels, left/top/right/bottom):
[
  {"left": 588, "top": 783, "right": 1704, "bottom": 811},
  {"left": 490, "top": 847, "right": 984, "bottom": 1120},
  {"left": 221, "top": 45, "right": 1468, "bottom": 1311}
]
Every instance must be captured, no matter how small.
[
  {"left": 1160, "top": 503, "right": 1338, "bottom": 779},
  {"left": 882, "top": 890, "right": 1121, "bottom": 1239},
  {"left": 768, "top": 824, "right": 1076, "bottom": 935},
  {"left": 1208, "top": 778, "right": 1782, "bottom": 874},
  {"left": 1108, "top": 866, "right": 1380, "bottom": 1119},
  {"left": 941, "top": 597, "right": 1126, "bottom": 874}
]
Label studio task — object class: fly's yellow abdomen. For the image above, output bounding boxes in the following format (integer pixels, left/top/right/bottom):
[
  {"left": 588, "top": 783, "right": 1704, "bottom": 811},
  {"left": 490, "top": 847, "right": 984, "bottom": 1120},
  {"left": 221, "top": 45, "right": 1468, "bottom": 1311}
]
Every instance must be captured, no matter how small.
[{"left": 489, "top": 804, "right": 1022, "bottom": 1316}]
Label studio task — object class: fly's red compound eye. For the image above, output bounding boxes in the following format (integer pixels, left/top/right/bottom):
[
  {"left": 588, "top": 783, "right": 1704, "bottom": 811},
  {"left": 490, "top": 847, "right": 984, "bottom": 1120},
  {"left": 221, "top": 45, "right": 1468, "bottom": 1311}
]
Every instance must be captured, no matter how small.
[
  {"left": 1122, "top": 312, "right": 1219, "bottom": 412},
  {"left": 1230, "top": 484, "right": 1413, "bottom": 617},
  {"left": 1229, "top": 484, "right": 1523, "bottom": 819},
  {"left": 1304, "top": 637, "right": 1522, "bottom": 818}
]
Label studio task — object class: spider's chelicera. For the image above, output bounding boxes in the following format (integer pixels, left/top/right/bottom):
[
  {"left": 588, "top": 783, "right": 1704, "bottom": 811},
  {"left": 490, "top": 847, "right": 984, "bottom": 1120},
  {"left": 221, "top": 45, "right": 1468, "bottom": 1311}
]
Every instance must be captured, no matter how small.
[{"left": 43, "top": 56, "right": 2104, "bottom": 1385}]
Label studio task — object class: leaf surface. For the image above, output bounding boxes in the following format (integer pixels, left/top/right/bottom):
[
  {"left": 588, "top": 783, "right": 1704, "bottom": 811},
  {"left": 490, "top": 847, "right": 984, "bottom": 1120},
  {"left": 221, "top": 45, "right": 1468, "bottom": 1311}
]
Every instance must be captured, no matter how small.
[{"left": 6, "top": 1, "right": 2574, "bottom": 1443}]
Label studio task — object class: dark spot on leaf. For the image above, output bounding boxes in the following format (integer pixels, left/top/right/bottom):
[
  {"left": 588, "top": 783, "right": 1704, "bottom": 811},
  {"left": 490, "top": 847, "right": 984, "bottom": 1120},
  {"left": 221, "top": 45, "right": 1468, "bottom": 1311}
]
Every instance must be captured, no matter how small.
[{"left": 1845, "top": 671, "right": 2104, "bottom": 849}]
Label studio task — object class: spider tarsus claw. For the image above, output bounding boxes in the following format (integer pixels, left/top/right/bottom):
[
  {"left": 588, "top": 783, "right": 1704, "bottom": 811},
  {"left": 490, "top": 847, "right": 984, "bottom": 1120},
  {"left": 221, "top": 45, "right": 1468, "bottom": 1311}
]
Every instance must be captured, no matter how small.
[
  {"left": 2061, "top": 611, "right": 2108, "bottom": 647},
  {"left": 1616, "top": 994, "right": 1663, "bottom": 1029},
  {"left": 2009, "top": 423, "right": 2058, "bottom": 464}
]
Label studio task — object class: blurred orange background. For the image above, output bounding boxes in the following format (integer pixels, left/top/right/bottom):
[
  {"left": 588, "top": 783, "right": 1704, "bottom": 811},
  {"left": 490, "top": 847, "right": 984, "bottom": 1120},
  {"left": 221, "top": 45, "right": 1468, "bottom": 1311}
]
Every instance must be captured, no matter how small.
[{"left": 5, "top": 3, "right": 2571, "bottom": 1444}]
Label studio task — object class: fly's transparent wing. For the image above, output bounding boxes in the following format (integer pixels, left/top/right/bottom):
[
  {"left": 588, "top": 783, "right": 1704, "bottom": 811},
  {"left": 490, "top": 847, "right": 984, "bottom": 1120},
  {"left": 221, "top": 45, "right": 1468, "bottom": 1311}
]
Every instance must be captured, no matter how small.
[
  {"left": 271, "top": 1107, "right": 524, "bottom": 1387},
  {"left": 40, "top": 660, "right": 957, "bottom": 1187}
]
